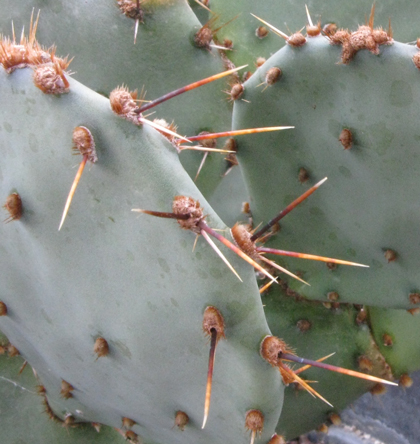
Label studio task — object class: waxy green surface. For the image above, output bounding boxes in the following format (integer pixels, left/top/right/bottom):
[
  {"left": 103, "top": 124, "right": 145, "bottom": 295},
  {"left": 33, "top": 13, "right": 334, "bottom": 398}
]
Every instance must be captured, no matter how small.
[
  {"left": 233, "top": 36, "right": 420, "bottom": 309},
  {"left": 0, "top": 68, "right": 281, "bottom": 444}
]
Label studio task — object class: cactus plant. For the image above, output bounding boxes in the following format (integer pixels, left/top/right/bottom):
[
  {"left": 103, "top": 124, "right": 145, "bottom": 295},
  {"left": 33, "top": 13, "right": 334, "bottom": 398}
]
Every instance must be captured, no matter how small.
[
  {"left": 232, "top": 28, "right": 420, "bottom": 310},
  {"left": 1, "top": 2, "right": 420, "bottom": 443}
]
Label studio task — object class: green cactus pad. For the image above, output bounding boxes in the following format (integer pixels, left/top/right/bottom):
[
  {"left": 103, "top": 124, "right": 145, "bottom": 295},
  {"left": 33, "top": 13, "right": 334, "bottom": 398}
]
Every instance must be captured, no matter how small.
[
  {"left": 0, "top": 68, "right": 282, "bottom": 443},
  {"left": 206, "top": 1, "right": 419, "bottom": 68},
  {"left": 369, "top": 306, "right": 420, "bottom": 378},
  {"left": 1, "top": 0, "right": 239, "bottom": 200},
  {"left": 263, "top": 286, "right": 391, "bottom": 439},
  {"left": 233, "top": 35, "right": 420, "bottom": 309},
  {"left": 0, "top": 344, "right": 123, "bottom": 444}
]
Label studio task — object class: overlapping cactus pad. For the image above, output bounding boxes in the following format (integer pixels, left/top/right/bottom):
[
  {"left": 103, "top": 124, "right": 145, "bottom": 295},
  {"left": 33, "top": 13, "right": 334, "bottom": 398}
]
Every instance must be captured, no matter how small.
[
  {"left": 233, "top": 33, "right": 420, "bottom": 309},
  {"left": 0, "top": 68, "right": 281, "bottom": 443}
]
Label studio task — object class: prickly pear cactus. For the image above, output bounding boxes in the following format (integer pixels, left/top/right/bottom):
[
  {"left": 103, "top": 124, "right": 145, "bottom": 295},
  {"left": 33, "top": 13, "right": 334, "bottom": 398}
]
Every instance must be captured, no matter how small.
[
  {"left": 233, "top": 29, "right": 420, "bottom": 310},
  {"left": 0, "top": 67, "right": 282, "bottom": 443},
  {"left": 203, "top": 0, "right": 420, "bottom": 68},
  {"left": 1, "top": 2, "right": 420, "bottom": 444}
]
